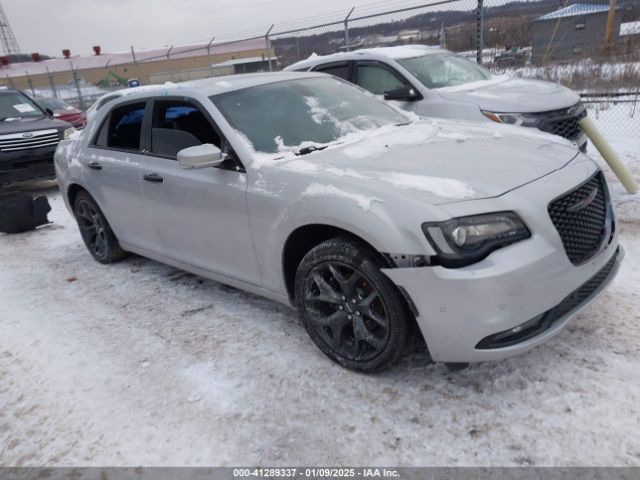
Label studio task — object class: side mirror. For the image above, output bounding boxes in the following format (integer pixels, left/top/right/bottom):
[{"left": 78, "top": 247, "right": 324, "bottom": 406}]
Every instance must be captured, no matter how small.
[
  {"left": 177, "top": 144, "right": 225, "bottom": 170},
  {"left": 384, "top": 86, "right": 420, "bottom": 101},
  {"left": 45, "top": 107, "right": 55, "bottom": 117}
]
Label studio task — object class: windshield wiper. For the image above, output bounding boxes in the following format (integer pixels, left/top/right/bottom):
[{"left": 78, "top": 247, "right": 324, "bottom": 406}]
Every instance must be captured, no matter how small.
[{"left": 295, "top": 145, "right": 329, "bottom": 156}]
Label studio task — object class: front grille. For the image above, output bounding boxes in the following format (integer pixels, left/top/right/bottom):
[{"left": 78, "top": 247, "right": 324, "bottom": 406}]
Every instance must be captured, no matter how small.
[
  {"left": 548, "top": 171, "right": 609, "bottom": 264},
  {"left": 537, "top": 102, "right": 587, "bottom": 141},
  {"left": 0, "top": 129, "right": 60, "bottom": 152},
  {"left": 476, "top": 247, "right": 619, "bottom": 350}
]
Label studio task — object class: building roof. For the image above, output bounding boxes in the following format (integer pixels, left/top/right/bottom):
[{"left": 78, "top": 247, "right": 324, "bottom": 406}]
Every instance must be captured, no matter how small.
[
  {"left": 620, "top": 21, "right": 640, "bottom": 36},
  {"left": 536, "top": 3, "right": 611, "bottom": 22},
  {"left": 0, "top": 38, "right": 269, "bottom": 79}
]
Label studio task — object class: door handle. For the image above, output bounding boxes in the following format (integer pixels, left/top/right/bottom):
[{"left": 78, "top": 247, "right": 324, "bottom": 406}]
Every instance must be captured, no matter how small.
[
  {"left": 143, "top": 173, "right": 164, "bottom": 184},
  {"left": 87, "top": 162, "right": 102, "bottom": 170}
]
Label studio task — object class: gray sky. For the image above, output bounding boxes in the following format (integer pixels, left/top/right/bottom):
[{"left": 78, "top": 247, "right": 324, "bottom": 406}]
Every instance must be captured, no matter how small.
[{"left": 4, "top": 0, "right": 386, "bottom": 56}]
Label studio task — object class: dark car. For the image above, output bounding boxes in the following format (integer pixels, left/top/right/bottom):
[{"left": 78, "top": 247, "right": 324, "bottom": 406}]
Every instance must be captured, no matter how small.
[
  {"left": 0, "top": 88, "right": 74, "bottom": 185},
  {"left": 36, "top": 96, "right": 87, "bottom": 129}
]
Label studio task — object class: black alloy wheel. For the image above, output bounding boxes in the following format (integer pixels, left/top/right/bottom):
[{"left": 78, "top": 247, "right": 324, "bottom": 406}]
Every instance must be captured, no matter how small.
[{"left": 295, "top": 236, "right": 410, "bottom": 372}]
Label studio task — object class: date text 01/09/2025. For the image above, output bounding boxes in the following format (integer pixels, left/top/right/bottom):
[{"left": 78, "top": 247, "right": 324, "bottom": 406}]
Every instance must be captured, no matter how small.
[{"left": 232, "top": 468, "right": 400, "bottom": 478}]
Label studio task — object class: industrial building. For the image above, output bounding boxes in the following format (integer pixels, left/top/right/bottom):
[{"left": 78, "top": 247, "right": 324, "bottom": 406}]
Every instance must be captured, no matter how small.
[
  {"left": 0, "top": 39, "right": 275, "bottom": 91},
  {"left": 531, "top": 3, "right": 620, "bottom": 64}
]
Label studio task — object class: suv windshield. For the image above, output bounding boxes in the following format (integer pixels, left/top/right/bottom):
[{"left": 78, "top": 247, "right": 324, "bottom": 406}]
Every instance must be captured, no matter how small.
[
  {"left": 37, "top": 97, "right": 73, "bottom": 111},
  {"left": 398, "top": 53, "right": 491, "bottom": 89},
  {"left": 211, "top": 77, "right": 408, "bottom": 154},
  {"left": 0, "top": 91, "right": 45, "bottom": 120}
]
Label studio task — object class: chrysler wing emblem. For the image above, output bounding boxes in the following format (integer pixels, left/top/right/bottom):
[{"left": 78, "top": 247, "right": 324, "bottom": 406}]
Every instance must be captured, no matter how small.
[
  {"left": 22, "top": 132, "right": 35, "bottom": 138},
  {"left": 566, "top": 186, "right": 598, "bottom": 212}
]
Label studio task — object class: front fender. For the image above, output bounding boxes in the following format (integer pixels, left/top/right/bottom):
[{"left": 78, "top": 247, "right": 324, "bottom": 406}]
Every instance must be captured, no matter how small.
[{"left": 247, "top": 169, "right": 444, "bottom": 295}]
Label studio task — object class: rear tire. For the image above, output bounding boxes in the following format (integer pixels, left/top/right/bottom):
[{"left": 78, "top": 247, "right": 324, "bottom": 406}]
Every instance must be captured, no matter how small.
[
  {"left": 73, "top": 191, "right": 126, "bottom": 264},
  {"left": 294, "top": 236, "right": 410, "bottom": 372}
]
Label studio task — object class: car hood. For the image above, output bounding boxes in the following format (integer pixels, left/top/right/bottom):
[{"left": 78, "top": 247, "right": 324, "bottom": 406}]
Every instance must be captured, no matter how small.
[
  {"left": 435, "top": 77, "right": 580, "bottom": 113},
  {"left": 264, "top": 121, "right": 579, "bottom": 205},
  {"left": 0, "top": 115, "right": 70, "bottom": 134}
]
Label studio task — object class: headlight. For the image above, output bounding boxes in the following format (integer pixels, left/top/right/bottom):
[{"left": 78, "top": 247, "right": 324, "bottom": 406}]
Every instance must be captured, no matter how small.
[
  {"left": 482, "top": 111, "right": 541, "bottom": 128},
  {"left": 422, "top": 212, "right": 531, "bottom": 268},
  {"left": 63, "top": 127, "right": 77, "bottom": 140}
]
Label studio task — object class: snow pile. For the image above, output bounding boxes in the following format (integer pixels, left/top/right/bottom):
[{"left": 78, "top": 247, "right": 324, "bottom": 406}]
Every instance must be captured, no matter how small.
[{"left": 0, "top": 175, "right": 639, "bottom": 466}]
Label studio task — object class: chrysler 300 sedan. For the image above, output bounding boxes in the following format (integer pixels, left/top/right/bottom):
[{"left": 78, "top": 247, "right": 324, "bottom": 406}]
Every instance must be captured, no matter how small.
[{"left": 54, "top": 72, "right": 622, "bottom": 372}]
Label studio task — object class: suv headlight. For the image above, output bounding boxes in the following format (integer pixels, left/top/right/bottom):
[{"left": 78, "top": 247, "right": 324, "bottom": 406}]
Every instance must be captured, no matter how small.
[
  {"left": 482, "top": 111, "right": 541, "bottom": 128},
  {"left": 422, "top": 212, "right": 531, "bottom": 268}
]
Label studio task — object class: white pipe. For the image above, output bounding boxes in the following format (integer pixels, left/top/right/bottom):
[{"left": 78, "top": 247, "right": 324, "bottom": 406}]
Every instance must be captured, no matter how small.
[{"left": 579, "top": 117, "right": 638, "bottom": 194}]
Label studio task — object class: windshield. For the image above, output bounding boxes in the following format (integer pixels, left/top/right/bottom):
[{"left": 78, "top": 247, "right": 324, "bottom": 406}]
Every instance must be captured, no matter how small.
[
  {"left": 0, "top": 92, "right": 45, "bottom": 120},
  {"left": 211, "top": 77, "right": 408, "bottom": 154},
  {"left": 37, "top": 97, "right": 74, "bottom": 111},
  {"left": 398, "top": 53, "right": 491, "bottom": 89}
]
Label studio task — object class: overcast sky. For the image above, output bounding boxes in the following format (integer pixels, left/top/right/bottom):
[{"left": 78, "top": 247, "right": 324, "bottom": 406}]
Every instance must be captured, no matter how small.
[{"left": 4, "top": 0, "right": 393, "bottom": 56}]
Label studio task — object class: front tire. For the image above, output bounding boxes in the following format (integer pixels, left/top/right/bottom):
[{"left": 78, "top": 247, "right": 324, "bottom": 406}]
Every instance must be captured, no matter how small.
[
  {"left": 294, "top": 236, "right": 410, "bottom": 372},
  {"left": 73, "top": 191, "right": 126, "bottom": 264}
]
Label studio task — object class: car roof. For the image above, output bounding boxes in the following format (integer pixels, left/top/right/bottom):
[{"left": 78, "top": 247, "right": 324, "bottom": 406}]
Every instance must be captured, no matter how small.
[
  {"left": 100, "top": 72, "right": 325, "bottom": 105},
  {"left": 284, "top": 45, "right": 445, "bottom": 71}
]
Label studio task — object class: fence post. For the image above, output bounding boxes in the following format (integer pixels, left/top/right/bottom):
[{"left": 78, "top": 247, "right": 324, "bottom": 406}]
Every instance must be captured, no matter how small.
[
  {"left": 344, "top": 7, "right": 355, "bottom": 51},
  {"left": 130, "top": 46, "right": 140, "bottom": 83},
  {"left": 207, "top": 36, "right": 215, "bottom": 77},
  {"left": 604, "top": 0, "right": 618, "bottom": 54},
  {"left": 476, "top": 0, "right": 484, "bottom": 64},
  {"left": 69, "top": 61, "right": 85, "bottom": 111},
  {"left": 166, "top": 45, "right": 175, "bottom": 82},
  {"left": 25, "top": 70, "right": 35, "bottom": 97},
  {"left": 46, "top": 67, "right": 58, "bottom": 98},
  {"left": 265, "top": 25, "right": 274, "bottom": 71}
]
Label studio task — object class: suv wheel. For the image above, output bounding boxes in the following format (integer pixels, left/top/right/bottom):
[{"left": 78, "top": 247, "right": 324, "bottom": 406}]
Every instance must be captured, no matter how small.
[
  {"left": 74, "top": 191, "right": 126, "bottom": 264},
  {"left": 294, "top": 236, "right": 410, "bottom": 372}
]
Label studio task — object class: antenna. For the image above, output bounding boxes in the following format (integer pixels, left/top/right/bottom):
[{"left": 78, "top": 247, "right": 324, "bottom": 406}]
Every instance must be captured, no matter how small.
[{"left": 0, "top": 2, "right": 20, "bottom": 56}]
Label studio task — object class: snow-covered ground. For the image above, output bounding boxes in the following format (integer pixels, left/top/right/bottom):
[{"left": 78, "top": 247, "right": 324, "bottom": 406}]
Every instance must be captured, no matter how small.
[{"left": 1, "top": 137, "right": 639, "bottom": 467}]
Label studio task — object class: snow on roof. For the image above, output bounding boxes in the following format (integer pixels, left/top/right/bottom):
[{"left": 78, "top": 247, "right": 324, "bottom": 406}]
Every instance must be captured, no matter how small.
[
  {"left": 620, "top": 21, "right": 640, "bottom": 37},
  {"left": 285, "top": 45, "right": 441, "bottom": 71},
  {"left": 536, "top": 3, "right": 611, "bottom": 22},
  {"left": 356, "top": 45, "right": 441, "bottom": 59},
  {"left": 211, "top": 56, "right": 269, "bottom": 67},
  {"left": 0, "top": 38, "right": 269, "bottom": 79}
]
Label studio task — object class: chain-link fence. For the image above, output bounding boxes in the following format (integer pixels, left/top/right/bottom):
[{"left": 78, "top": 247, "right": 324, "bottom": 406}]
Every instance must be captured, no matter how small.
[{"left": 16, "top": 0, "right": 639, "bottom": 140}]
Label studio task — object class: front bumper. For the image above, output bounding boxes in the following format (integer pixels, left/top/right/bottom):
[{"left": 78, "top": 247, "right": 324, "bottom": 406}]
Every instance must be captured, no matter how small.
[
  {"left": 382, "top": 158, "right": 622, "bottom": 363},
  {"left": 0, "top": 145, "right": 57, "bottom": 185},
  {"left": 385, "top": 241, "right": 622, "bottom": 363}
]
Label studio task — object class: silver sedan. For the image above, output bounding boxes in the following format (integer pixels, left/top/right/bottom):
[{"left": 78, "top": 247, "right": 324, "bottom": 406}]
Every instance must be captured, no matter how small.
[{"left": 54, "top": 72, "right": 622, "bottom": 372}]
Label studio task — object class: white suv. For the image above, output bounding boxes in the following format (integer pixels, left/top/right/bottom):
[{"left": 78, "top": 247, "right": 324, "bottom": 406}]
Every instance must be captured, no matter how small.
[{"left": 285, "top": 45, "right": 588, "bottom": 151}]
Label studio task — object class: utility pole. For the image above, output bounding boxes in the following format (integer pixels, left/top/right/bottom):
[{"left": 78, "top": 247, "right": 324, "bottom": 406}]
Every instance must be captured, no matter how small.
[{"left": 604, "top": 0, "right": 618, "bottom": 54}]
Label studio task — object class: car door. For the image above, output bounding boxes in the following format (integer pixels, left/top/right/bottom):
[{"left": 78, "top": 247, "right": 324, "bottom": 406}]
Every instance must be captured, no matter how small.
[
  {"left": 139, "top": 97, "right": 260, "bottom": 284},
  {"left": 84, "top": 100, "right": 157, "bottom": 252}
]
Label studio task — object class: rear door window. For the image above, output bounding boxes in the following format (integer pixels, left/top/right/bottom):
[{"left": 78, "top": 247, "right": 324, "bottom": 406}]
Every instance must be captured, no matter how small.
[{"left": 99, "top": 102, "right": 146, "bottom": 151}]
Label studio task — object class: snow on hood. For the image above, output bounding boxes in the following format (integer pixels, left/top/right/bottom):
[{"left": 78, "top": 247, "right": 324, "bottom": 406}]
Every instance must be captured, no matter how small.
[
  {"left": 436, "top": 77, "right": 580, "bottom": 113},
  {"left": 244, "top": 120, "right": 579, "bottom": 205}
]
